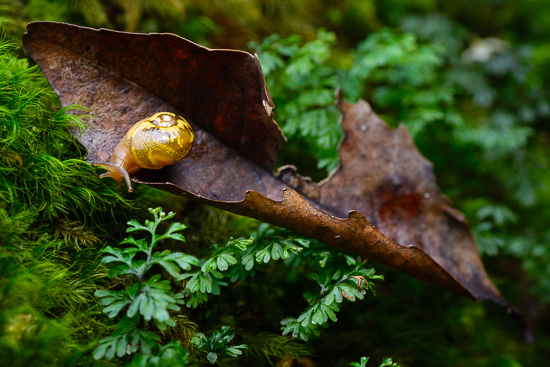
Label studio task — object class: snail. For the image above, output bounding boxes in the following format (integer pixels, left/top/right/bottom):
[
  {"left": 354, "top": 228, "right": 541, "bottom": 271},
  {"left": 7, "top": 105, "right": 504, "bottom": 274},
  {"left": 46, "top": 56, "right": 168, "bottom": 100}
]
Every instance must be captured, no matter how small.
[{"left": 92, "top": 112, "right": 194, "bottom": 192}]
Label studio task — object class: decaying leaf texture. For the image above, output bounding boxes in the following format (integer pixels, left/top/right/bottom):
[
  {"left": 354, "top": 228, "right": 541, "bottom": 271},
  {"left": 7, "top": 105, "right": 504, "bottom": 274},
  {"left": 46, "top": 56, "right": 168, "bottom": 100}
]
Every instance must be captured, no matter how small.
[{"left": 23, "top": 21, "right": 528, "bottom": 334}]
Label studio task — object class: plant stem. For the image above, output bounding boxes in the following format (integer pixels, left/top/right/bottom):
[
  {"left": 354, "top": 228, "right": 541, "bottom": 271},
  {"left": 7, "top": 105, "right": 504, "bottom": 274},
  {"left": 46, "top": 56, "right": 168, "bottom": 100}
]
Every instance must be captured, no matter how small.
[{"left": 137, "top": 219, "right": 158, "bottom": 291}]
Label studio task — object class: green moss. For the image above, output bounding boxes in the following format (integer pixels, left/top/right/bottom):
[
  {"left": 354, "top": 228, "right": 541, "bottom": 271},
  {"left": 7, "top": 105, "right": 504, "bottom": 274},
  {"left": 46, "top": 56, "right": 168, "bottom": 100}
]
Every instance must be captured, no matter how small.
[
  {"left": 243, "top": 332, "right": 313, "bottom": 366},
  {"left": 0, "top": 38, "right": 131, "bottom": 366},
  {"left": 0, "top": 39, "right": 132, "bottom": 227}
]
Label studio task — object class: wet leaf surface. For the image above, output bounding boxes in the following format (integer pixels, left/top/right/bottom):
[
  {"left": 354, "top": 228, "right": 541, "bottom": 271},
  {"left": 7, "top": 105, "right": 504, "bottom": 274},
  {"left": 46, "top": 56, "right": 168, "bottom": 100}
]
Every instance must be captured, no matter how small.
[{"left": 23, "top": 22, "right": 529, "bottom": 338}]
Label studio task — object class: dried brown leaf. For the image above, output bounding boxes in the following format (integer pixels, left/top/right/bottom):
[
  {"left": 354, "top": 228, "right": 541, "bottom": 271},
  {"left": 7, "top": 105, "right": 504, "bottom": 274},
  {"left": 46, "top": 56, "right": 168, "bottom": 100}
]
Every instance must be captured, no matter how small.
[{"left": 23, "top": 22, "right": 530, "bottom": 339}]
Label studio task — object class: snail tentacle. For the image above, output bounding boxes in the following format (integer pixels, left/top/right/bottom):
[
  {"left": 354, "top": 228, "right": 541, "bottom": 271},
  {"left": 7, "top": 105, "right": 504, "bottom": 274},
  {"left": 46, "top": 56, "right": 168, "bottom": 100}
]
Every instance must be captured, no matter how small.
[{"left": 92, "top": 161, "right": 134, "bottom": 192}]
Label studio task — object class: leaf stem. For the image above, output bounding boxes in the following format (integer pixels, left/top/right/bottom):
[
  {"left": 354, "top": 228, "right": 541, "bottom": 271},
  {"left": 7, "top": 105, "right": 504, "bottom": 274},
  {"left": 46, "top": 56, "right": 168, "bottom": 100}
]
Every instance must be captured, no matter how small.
[{"left": 137, "top": 212, "right": 159, "bottom": 291}]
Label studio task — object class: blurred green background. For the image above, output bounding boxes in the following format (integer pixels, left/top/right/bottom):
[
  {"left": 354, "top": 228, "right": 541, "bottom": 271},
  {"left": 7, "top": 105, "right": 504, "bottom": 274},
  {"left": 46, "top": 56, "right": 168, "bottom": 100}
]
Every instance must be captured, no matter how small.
[{"left": 1, "top": 0, "right": 550, "bottom": 366}]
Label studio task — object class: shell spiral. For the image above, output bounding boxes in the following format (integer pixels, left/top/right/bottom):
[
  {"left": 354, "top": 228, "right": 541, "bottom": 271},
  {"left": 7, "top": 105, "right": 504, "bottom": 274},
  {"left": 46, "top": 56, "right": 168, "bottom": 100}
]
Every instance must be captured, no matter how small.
[{"left": 129, "top": 112, "right": 194, "bottom": 169}]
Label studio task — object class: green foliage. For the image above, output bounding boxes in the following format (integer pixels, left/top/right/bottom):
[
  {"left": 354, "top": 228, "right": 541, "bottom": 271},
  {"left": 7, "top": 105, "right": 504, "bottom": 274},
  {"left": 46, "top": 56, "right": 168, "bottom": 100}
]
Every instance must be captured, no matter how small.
[
  {"left": 251, "top": 30, "right": 342, "bottom": 175},
  {"left": 94, "top": 207, "right": 384, "bottom": 365},
  {"left": 281, "top": 252, "right": 382, "bottom": 341},
  {"left": 94, "top": 208, "right": 251, "bottom": 366},
  {"left": 94, "top": 208, "right": 195, "bottom": 362},
  {"left": 350, "top": 357, "right": 400, "bottom": 367},
  {"left": 126, "top": 341, "right": 189, "bottom": 367},
  {"left": 239, "top": 223, "right": 309, "bottom": 271},
  {"left": 192, "top": 326, "right": 247, "bottom": 365},
  {"left": 343, "top": 29, "right": 456, "bottom": 138},
  {"left": 244, "top": 332, "right": 313, "bottom": 366},
  {"left": 179, "top": 236, "right": 253, "bottom": 308},
  {"left": 0, "top": 230, "right": 108, "bottom": 366},
  {"left": 0, "top": 0, "right": 66, "bottom": 45}
]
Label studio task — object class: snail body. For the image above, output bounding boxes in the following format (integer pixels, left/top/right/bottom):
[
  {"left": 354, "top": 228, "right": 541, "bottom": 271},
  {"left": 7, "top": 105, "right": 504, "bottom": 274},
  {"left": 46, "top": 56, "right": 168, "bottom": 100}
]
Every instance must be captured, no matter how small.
[{"left": 93, "top": 112, "right": 194, "bottom": 192}]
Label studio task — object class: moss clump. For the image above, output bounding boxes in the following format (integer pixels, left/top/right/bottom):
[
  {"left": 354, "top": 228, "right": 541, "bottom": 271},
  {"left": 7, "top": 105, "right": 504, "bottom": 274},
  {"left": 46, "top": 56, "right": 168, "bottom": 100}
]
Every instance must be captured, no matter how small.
[
  {"left": 0, "top": 41, "right": 131, "bottom": 226},
  {"left": 0, "top": 39, "right": 130, "bottom": 366}
]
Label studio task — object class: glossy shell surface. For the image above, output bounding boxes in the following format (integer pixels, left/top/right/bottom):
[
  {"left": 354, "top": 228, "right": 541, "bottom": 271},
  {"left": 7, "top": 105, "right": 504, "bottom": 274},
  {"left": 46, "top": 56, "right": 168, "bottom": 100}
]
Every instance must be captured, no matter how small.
[{"left": 129, "top": 112, "right": 194, "bottom": 169}]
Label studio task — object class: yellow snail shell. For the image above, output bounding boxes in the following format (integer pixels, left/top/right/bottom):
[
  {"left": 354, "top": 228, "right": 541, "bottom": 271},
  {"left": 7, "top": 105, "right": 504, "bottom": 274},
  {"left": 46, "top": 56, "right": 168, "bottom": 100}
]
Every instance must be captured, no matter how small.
[{"left": 93, "top": 112, "right": 194, "bottom": 192}]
